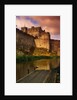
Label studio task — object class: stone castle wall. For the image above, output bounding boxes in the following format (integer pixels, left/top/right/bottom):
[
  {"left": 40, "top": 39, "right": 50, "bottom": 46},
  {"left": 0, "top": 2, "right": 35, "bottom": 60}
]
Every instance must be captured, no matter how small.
[
  {"left": 50, "top": 39, "right": 60, "bottom": 55},
  {"left": 50, "top": 40, "right": 60, "bottom": 51},
  {"left": 35, "top": 32, "right": 50, "bottom": 51},
  {"left": 16, "top": 27, "right": 60, "bottom": 56},
  {"left": 21, "top": 26, "right": 50, "bottom": 51},
  {"left": 16, "top": 28, "right": 35, "bottom": 53},
  {"left": 27, "top": 26, "right": 42, "bottom": 37}
]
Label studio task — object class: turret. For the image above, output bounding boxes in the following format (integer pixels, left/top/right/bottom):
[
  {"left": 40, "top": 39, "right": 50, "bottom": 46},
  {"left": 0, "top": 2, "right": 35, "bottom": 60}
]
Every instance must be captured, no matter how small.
[{"left": 21, "top": 27, "right": 27, "bottom": 33}]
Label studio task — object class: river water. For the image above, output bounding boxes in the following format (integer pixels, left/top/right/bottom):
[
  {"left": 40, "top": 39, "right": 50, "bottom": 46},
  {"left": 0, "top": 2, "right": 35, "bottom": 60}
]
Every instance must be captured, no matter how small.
[{"left": 16, "top": 57, "right": 60, "bottom": 83}]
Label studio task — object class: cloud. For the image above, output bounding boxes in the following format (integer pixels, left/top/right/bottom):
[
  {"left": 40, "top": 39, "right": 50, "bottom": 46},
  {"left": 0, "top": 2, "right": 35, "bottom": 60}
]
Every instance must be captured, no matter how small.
[
  {"left": 30, "top": 16, "right": 60, "bottom": 35},
  {"left": 16, "top": 16, "right": 39, "bottom": 29},
  {"left": 51, "top": 34, "right": 60, "bottom": 40},
  {"left": 16, "top": 16, "right": 60, "bottom": 40}
]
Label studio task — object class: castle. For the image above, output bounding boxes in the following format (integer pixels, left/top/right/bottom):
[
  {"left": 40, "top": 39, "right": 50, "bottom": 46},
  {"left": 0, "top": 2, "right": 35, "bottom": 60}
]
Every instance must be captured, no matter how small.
[
  {"left": 16, "top": 26, "right": 60, "bottom": 56},
  {"left": 21, "top": 26, "right": 50, "bottom": 51}
]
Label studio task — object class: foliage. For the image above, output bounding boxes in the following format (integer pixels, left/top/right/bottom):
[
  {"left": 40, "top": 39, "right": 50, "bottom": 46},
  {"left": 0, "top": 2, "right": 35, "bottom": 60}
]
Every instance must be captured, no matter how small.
[{"left": 16, "top": 55, "right": 60, "bottom": 63}]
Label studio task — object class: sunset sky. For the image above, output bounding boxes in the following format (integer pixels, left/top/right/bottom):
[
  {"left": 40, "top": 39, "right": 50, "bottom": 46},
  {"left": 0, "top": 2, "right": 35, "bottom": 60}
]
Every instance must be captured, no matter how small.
[{"left": 16, "top": 16, "right": 60, "bottom": 40}]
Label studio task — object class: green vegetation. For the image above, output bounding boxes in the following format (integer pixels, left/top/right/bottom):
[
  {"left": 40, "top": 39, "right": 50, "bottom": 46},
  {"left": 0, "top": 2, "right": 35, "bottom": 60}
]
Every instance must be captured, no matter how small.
[
  {"left": 16, "top": 47, "right": 60, "bottom": 63},
  {"left": 16, "top": 55, "right": 60, "bottom": 63}
]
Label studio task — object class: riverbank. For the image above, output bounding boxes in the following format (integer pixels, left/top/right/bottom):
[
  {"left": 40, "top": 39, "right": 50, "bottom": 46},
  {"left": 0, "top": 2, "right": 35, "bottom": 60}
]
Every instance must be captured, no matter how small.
[{"left": 16, "top": 55, "right": 60, "bottom": 63}]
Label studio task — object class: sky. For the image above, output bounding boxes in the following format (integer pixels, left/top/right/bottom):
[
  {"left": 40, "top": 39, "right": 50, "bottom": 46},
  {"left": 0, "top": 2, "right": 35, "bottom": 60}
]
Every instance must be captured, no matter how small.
[{"left": 16, "top": 16, "right": 60, "bottom": 40}]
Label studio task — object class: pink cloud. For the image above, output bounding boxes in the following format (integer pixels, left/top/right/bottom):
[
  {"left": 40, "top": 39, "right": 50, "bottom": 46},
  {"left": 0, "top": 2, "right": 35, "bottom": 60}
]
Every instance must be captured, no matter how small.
[
  {"left": 16, "top": 16, "right": 60, "bottom": 40},
  {"left": 28, "top": 16, "right": 60, "bottom": 34},
  {"left": 16, "top": 16, "right": 39, "bottom": 29}
]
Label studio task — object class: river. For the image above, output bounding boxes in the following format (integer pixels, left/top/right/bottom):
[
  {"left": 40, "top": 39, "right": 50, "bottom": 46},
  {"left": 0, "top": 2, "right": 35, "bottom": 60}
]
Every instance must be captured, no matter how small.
[{"left": 16, "top": 57, "right": 60, "bottom": 83}]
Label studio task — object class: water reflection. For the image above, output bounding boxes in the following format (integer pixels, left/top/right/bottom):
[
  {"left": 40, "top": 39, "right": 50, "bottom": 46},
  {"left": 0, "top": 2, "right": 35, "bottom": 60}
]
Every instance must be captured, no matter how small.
[
  {"left": 16, "top": 62, "right": 34, "bottom": 81},
  {"left": 16, "top": 57, "right": 60, "bottom": 82},
  {"left": 33, "top": 59, "right": 50, "bottom": 70}
]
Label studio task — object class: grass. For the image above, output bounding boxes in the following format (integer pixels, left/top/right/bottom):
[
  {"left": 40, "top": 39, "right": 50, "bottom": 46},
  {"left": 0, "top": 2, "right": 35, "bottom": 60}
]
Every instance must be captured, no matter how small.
[{"left": 16, "top": 55, "right": 60, "bottom": 63}]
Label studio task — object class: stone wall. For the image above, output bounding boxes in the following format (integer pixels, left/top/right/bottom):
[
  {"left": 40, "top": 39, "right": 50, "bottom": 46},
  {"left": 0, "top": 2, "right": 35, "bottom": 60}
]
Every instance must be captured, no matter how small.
[
  {"left": 16, "top": 28, "right": 35, "bottom": 54},
  {"left": 21, "top": 26, "right": 42, "bottom": 37},
  {"left": 50, "top": 39, "right": 60, "bottom": 55},
  {"left": 18, "top": 26, "right": 60, "bottom": 55},
  {"left": 35, "top": 32, "right": 50, "bottom": 51},
  {"left": 21, "top": 26, "right": 50, "bottom": 51}
]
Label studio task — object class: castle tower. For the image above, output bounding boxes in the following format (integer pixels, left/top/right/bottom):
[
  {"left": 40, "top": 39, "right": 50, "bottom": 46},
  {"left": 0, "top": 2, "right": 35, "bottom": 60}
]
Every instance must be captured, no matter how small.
[
  {"left": 26, "top": 26, "right": 42, "bottom": 37},
  {"left": 21, "top": 27, "right": 27, "bottom": 33},
  {"left": 34, "top": 32, "right": 50, "bottom": 51}
]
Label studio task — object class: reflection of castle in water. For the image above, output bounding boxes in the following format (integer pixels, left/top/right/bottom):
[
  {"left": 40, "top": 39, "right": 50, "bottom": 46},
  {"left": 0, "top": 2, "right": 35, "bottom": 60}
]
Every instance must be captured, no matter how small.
[
  {"left": 16, "top": 58, "right": 60, "bottom": 81},
  {"left": 34, "top": 58, "right": 60, "bottom": 70},
  {"left": 34, "top": 59, "right": 50, "bottom": 70}
]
